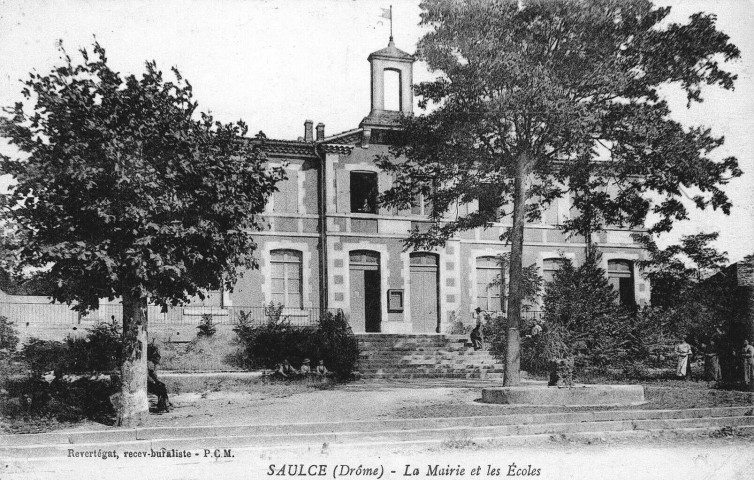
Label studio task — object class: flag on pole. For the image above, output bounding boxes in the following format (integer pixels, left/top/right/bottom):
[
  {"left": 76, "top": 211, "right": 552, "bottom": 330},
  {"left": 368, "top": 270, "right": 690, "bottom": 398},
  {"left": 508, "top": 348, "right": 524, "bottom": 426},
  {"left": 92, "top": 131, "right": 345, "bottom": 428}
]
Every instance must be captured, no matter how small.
[{"left": 380, "top": 6, "right": 393, "bottom": 40}]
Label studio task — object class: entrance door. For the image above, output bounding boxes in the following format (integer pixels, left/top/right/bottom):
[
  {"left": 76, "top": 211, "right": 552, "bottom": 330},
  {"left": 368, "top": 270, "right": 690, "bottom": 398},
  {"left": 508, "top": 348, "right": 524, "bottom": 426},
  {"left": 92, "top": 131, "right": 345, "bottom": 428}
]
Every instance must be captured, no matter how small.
[
  {"left": 349, "top": 251, "right": 381, "bottom": 333},
  {"left": 410, "top": 253, "right": 439, "bottom": 333}
]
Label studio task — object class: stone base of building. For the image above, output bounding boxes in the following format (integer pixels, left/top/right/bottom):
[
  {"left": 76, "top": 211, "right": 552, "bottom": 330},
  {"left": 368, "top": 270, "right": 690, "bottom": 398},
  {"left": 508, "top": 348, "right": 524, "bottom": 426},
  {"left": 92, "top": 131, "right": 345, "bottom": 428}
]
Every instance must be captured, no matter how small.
[{"left": 481, "top": 384, "right": 646, "bottom": 406}]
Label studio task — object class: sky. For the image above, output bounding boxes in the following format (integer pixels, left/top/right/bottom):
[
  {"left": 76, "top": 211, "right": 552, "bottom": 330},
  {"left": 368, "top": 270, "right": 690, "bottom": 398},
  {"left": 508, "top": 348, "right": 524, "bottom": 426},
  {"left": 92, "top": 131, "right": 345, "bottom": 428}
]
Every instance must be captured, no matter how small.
[{"left": 0, "top": 0, "right": 752, "bottom": 263}]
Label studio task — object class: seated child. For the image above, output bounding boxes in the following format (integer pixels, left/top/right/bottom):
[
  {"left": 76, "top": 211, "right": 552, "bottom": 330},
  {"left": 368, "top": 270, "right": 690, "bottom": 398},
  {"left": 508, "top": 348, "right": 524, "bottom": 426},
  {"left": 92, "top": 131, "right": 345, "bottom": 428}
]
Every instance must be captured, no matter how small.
[
  {"left": 315, "top": 359, "right": 330, "bottom": 377},
  {"left": 272, "top": 358, "right": 300, "bottom": 380},
  {"left": 300, "top": 358, "right": 312, "bottom": 375}
]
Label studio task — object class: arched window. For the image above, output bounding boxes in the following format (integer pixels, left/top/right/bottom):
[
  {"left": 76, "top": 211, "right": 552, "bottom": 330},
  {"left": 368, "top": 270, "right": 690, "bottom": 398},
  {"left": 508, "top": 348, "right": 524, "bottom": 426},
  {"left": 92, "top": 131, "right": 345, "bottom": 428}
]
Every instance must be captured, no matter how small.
[
  {"left": 384, "top": 69, "right": 401, "bottom": 111},
  {"left": 542, "top": 258, "right": 567, "bottom": 283},
  {"left": 270, "top": 249, "right": 303, "bottom": 308},
  {"left": 608, "top": 259, "right": 635, "bottom": 307},
  {"left": 476, "top": 256, "right": 503, "bottom": 312}
]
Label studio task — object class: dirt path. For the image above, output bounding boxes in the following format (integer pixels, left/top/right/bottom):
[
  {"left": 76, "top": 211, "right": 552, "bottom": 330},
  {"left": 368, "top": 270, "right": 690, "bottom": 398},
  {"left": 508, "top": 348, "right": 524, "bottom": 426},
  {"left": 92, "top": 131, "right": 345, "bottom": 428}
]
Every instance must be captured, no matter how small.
[{"left": 148, "top": 383, "right": 480, "bottom": 428}]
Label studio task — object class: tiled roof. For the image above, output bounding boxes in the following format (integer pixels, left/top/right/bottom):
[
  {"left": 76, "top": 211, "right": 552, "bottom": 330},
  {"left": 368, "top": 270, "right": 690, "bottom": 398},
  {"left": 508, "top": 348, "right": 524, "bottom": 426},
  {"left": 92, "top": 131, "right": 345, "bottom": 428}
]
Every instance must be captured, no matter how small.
[
  {"left": 368, "top": 39, "right": 414, "bottom": 62},
  {"left": 321, "top": 144, "right": 355, "bottom": 154},
  {"left": 245, "top": 137, "right": 317, "bottom": 157}
]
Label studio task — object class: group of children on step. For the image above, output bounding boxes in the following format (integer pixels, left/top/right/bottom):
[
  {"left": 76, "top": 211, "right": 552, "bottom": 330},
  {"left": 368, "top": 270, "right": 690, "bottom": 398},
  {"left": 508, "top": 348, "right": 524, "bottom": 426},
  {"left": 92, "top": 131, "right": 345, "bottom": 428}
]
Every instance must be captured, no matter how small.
[{"left": 272, "top": 358, "right": 331, "bottom": 380}]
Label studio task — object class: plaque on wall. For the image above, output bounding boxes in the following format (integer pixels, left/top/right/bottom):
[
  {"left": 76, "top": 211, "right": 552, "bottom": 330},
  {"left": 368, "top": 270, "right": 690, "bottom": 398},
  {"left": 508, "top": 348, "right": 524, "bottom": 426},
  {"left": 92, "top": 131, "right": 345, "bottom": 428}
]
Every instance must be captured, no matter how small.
[{"left": 387, "top": 289, "right": 404, "bottom": 313}]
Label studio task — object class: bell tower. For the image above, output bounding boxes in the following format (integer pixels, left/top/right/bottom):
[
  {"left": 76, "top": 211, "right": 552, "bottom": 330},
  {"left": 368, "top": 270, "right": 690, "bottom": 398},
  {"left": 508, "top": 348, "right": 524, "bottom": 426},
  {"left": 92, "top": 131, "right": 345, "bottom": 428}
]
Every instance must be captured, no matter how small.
[{"left": 360, "top": 38, "right": 415, "bottom": 144}]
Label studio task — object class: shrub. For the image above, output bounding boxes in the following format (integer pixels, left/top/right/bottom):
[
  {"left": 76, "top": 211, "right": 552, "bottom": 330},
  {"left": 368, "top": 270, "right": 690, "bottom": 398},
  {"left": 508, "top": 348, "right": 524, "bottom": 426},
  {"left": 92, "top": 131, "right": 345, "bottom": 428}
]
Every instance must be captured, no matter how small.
[
  {"left": 3, "top": 376, "right": 116, "bottom": 424},
  {"left": 234, "top": 309, "right": 359, "bottom": 379},
  {"left": 0, "top": 315, "right": 19, "bottom": 356},
  {"left": 19, "top": 322, "right": 122, "bottom": 375},
  {"left": 234, "top": 308, "right": 316, "bottom": 369},
  {"left": 488, "top": 315, "right": 570, "bottom": 375},
  {"left": 65, "top": 322, "right": 122, "bottom": 373},
  {"left": 197, "top": 313, "right": 217, "bottom": 338},
  {"left": 313, "top": 311, "right": 359, "bottom": 380},
  {"left": 19, "top": 338, "right": 68, "bottom": 375}
]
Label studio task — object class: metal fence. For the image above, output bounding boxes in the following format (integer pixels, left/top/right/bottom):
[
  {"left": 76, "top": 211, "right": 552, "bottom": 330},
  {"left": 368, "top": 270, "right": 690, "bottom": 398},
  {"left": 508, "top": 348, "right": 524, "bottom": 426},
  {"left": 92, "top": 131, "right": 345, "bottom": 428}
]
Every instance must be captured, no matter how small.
[
  {"left": 479, "top": 310, "right": 545, "bottom": 322},
  {"left": 0, "top": 301, "right": 342, "bottom": 327}
]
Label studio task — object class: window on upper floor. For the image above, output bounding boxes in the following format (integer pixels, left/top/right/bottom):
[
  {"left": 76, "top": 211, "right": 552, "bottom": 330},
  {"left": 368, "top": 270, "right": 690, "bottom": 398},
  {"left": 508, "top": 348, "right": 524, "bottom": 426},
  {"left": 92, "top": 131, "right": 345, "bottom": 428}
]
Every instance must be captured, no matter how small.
[
  {"left": 411, "top": 193, "right": 432, "bottom": 216},
  {"left": 607, "top": 259, "right": 635, "bottom": 307},
  {"left": 350, "top": 171, "right": 378, "bottom": 214},
  {"left": 476, "top": 256, "right": 503, "bottom": 312},
  {"left": 272, "top": 171, "right": 298, "bottom": 213},
  {"left": 270, "top": 249, "right": 303, "bottom": 308},
  {"left": 478, "top": 183, "right": 500, "bottom": 218},
  {"left": 542, "top": 258, "right": 567, "bottom": 283}
]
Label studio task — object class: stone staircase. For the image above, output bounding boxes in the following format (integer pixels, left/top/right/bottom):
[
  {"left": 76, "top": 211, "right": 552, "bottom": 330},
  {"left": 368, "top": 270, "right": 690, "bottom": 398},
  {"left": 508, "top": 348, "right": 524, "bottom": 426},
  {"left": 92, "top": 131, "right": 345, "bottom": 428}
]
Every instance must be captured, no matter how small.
[
  {"left": 355, "top": 334, "right": 504, "bottom": 379},
  {"left": 3, "top": 406, "right": 753, "bottom": 459}
]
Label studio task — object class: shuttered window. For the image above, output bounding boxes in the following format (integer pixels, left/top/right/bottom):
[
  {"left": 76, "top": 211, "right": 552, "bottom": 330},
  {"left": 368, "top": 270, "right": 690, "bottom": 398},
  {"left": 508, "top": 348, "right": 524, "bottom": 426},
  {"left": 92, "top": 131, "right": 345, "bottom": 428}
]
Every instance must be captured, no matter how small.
[
  {"left": 476, "top": 256, "right": 503, "bottom": 312},
  {"left": 273, "top": 171, "right": 298, "bottom": 213},
  {"left": 270, "top": 249, "right": 303, "bottom": 308}
]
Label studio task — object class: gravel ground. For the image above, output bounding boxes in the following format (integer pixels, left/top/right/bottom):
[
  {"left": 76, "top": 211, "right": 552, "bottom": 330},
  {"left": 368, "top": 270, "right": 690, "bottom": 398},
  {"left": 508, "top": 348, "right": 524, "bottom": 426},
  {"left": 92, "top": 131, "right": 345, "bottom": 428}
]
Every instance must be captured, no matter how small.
[{"left": 3, "top": 378, "right": 753, "bottom": 434}]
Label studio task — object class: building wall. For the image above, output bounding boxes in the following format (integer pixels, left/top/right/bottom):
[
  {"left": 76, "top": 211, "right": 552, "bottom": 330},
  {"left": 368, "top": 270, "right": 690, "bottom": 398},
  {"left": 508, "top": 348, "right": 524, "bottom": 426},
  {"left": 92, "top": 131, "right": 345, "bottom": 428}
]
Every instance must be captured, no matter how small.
[{"left": 239, "top": 140, "right": 650, "bottom": 333}]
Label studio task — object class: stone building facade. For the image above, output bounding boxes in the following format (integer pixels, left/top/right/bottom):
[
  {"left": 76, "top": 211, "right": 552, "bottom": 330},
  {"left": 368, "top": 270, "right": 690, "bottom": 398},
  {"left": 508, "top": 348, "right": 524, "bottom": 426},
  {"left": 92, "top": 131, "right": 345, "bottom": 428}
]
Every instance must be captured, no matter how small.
[{"left": 224, "top": 39, "right": 651, "bottom": 333}]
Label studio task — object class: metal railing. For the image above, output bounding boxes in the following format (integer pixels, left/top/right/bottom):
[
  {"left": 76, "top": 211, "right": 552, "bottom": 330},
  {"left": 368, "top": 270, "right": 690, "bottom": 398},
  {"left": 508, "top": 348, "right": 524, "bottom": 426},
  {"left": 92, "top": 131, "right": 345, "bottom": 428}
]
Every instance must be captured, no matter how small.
[
  {"left": 0, "top": 301, "right": 342, "bottom": 328},
  {"left": 478, "top": 310, "right": 545, "bottom": 322}
]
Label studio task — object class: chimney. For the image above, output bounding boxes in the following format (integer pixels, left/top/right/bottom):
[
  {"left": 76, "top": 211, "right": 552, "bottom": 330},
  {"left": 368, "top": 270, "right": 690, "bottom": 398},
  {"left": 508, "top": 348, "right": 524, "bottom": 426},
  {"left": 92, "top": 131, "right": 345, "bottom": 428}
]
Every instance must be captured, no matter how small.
[
  {"left": 316, "top": 123, "right": 325, "bottom": 141},
  {"left": 304, "top": 120, "right": 313, "bottom": 142}
]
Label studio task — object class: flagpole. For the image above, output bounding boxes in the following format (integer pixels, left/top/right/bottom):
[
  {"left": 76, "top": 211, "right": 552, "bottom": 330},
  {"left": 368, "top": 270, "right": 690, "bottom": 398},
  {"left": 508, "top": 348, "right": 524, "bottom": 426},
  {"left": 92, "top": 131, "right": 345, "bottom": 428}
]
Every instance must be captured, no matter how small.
[{"left": 390, "top": 5, "right": 393, "bottom": 41}]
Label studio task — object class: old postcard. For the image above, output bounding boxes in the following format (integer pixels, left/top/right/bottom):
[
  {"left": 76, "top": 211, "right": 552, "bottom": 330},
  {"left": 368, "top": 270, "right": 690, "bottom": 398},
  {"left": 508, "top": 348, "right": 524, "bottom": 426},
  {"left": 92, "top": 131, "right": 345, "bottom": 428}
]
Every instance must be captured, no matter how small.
[{"left": 1, "top": 1, "right": 753, "bottom": 479}]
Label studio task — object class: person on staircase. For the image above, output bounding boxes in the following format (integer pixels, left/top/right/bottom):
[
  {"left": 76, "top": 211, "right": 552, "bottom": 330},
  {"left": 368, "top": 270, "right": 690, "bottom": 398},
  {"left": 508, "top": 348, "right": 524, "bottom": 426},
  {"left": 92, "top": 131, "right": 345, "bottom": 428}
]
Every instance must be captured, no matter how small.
[{"left": 470, "top": 307, "right": 485, "bottom": 351}]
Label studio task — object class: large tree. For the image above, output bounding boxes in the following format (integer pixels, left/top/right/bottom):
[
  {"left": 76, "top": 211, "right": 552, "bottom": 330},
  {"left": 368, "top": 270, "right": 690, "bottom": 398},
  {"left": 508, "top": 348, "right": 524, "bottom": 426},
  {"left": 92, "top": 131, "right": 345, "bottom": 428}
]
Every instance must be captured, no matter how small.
[
  {"left": 0, "top": 42, "right": 284, "bottom": 425},
  {"left": 636, "top": 231, "right": 728, "bottom": 308},
  {"left": 378, "top": 0, "right": 741, "bottom": 385}
]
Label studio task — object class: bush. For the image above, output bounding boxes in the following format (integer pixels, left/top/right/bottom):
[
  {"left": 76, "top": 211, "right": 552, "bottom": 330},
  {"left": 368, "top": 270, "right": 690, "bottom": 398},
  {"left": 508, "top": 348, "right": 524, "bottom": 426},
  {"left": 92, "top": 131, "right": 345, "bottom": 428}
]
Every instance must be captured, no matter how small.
[
  {"left": 234, "top": 310, "right": 316, "bottom": 370},
  {"left": 197, "top": 313, "right": 217, "bottom": 338},
  {"left": 65, "top": 322, "right": 122, "bottom": 373},
  {"left": 3, "top": 321, "right": 122, "bottom": 427},
  {"left": 2, "top": 376, "right": 116, "bottom": 424},
  {"left": 313, "top": 311, "right": 359, "bottom": 380},
  {"left": 0, "top": 315, "right": 19, "bottom": 357},
  {"left": 19, "top": 322, "right": 122, "bottom": 375},
  {"left": 234, "top": 309, "right": 359, "bottom": 380},
  {"left": 19, "top": 338, "right": 68, "bottom": 376},
  {"left": 488, "top": 315, "right": 570, "bottom": 375}
]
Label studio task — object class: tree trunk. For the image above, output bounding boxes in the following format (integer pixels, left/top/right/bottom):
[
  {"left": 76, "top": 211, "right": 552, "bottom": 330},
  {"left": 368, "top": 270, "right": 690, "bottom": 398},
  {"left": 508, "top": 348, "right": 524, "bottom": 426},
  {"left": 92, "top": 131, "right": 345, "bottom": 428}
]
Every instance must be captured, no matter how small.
[
  {"left": 504, "top": 153, "right": 530, "bottom": 387},
  {"left": 117, "top": 292, "right": 149, "bottom": 427}
]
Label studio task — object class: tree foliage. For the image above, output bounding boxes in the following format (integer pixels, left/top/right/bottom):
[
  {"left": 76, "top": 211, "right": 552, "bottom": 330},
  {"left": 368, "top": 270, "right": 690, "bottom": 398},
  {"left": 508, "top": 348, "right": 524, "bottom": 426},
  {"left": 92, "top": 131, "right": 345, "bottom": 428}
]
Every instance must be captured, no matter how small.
[
  {"left": 380, "top": 0, "right": 740, "bottom": 242},
  {"left": 377, "top": 0, "right": 740, "bottom": 384},
  {"left": 0, "top": 41, "right": 284, "bottom": 425},
  {"left": 635, "top": 232, "right": 734, "bottom": 346},
  {"left": 0, "top": 41, "right": 284, "bottom": 311},
  {"left": 635, "top": 231, "right": 728, "bottom": 308}
]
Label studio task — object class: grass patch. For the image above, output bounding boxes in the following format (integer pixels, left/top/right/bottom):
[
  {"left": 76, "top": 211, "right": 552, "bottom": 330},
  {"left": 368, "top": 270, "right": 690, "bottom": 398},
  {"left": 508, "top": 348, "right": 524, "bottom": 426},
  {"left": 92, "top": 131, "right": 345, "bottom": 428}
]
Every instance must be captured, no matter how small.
[{"left": 158, "top": 331, "right": 245, "bottom": 372}]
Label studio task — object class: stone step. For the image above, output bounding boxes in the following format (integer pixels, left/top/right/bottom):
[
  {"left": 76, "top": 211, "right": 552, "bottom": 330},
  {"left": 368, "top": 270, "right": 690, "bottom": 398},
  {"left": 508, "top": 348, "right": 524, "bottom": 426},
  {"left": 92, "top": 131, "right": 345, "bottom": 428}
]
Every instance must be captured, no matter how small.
[
  {"left": 3, "top": 407, "right": 752, "bottom": 457},
  {"left": 358, "top": 372, "right": 505, "bottom": 380}
]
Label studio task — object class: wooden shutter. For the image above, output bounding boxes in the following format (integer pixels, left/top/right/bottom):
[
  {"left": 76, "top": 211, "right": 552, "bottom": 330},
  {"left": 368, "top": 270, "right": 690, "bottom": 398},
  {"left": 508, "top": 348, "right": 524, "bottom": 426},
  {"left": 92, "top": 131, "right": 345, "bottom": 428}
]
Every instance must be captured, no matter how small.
[
  {"left": 378, "top": 172, "right": 392, "bottom": 215},
  {"left": 336, "top": 169, "right": 351, "bottom": 213},
  {"left": 287, "top": 171, "right": 298, "bottom": 213}
]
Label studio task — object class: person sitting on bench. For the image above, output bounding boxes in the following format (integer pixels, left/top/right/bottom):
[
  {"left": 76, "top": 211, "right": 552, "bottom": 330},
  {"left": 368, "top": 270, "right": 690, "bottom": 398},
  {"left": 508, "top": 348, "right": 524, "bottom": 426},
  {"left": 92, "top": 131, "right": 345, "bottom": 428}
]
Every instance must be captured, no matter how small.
[{"left": 147, "top": 345, "right": 170, "bottom": 413}]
